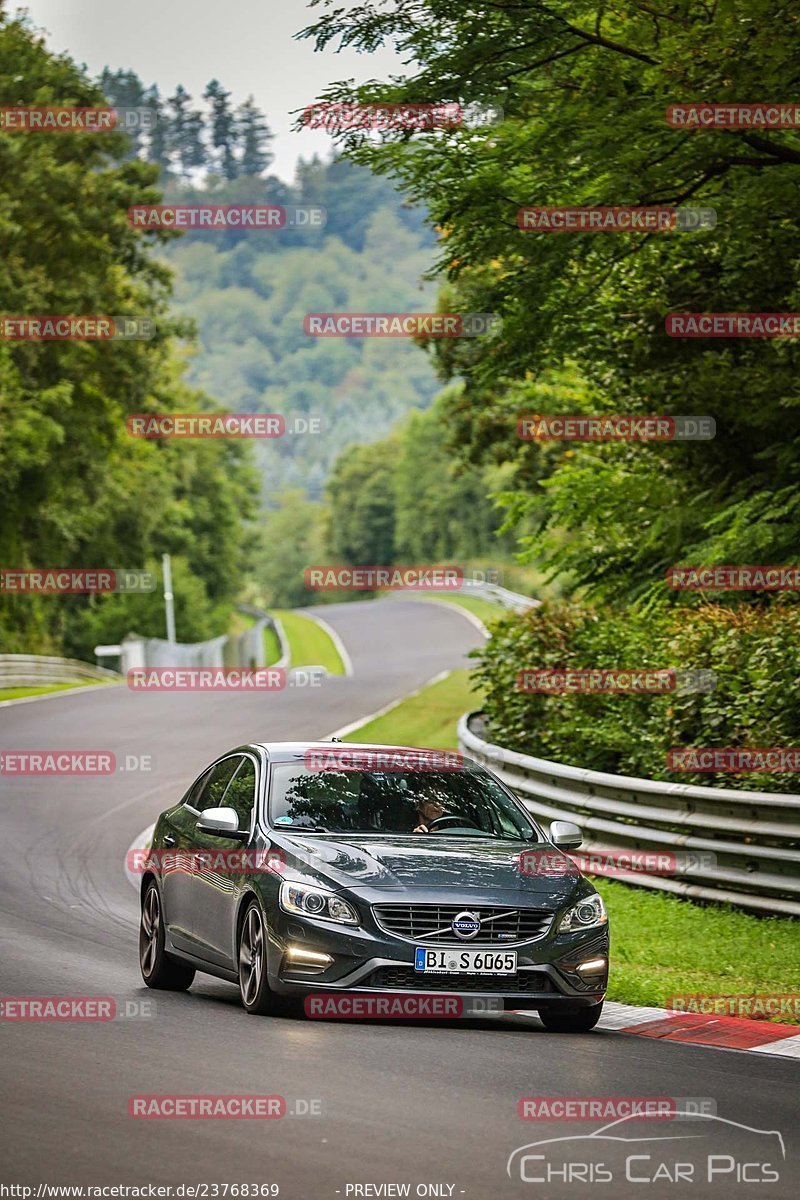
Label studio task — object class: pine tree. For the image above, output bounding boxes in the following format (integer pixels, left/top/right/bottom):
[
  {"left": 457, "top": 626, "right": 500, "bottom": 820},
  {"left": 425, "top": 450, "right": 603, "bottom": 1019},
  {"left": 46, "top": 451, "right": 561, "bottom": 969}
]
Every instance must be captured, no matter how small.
[
  {"left": 236, "top": 96, "right": 273, "bottom": 177},
  {"left": 203, "top": 79, "right": 239, "bottom": 180},
  {"left": 99, "top": 67, "right": 146, "bottom": 159},
  {"left": 144, "top": 85, "right": 170, "bottom": 174},
  {"left": 167, "top": 84, "right": 207, "bottom": 179}
]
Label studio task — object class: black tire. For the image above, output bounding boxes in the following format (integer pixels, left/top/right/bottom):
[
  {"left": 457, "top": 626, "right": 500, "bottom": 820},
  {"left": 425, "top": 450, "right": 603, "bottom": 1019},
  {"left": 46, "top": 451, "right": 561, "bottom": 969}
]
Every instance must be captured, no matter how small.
[
  {"left": 538, "top": 1001, "right": 604, "bottom": 1032},
  {"left": 139, "top": 880, "right": 195, "bottom": 991},
  {"left": 237, "top": 899, "right": 293, "bottom": 1015}
]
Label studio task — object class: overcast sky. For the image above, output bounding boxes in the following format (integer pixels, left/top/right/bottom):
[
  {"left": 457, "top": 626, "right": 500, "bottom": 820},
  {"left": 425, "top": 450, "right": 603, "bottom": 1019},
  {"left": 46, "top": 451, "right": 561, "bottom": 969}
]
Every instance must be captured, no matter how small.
[{"left": 16, "top": 0, "right": 407, "bottom": 181}]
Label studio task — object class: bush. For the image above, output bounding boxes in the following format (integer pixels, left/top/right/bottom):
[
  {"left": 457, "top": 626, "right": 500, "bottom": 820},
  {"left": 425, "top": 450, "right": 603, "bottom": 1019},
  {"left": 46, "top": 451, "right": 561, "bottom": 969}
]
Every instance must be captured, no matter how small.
[{"left": 471, "top": 599, "right": 800, "bottom": 792}]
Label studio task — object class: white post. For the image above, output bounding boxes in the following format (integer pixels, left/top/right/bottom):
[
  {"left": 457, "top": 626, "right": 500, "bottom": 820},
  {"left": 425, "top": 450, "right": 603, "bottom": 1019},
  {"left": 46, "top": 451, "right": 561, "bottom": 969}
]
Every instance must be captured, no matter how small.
[{"left": 162, "top": 553, "right": 176, "bottom": 643}]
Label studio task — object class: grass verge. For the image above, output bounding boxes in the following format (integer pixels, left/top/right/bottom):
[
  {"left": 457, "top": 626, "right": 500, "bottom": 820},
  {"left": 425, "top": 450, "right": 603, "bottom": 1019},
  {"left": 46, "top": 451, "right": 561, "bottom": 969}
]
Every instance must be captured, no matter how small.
[
  {"left": 409, "top": 593, "right": 507, "bottom": 628},
  {"left": 343, "top": 668, "right": 479, "bottom": 749},
  {"left": 263, "top": 623, "right": 283, "bottom": 666},
  {"left": 594, "top": 878, "right": 800, "bottom": 1019},
  {"left": 339, "top": 666, "right": 800, "bottom": 1019},
  {"left": 272, "top": 609, "right": 345, "bottom": 675},
  {"left": 0, "top": 681, "right": 104, "bottom": 701}
]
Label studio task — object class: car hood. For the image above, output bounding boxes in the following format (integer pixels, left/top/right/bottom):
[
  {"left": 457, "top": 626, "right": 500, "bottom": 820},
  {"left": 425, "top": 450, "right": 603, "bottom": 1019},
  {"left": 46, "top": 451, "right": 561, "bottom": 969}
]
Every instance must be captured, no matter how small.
[{"left": 274, "top": 833, "right": 581, "bottom": 902}]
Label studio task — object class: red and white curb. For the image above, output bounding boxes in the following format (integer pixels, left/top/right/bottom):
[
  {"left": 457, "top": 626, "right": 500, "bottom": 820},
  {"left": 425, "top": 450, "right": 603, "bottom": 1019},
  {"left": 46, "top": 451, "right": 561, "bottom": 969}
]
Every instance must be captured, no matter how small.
[
  {"left": 122, "top": 828, "right": 799, "bottom": 1057},
  {"left": 510, "top": 1000, "right": 800, "bottom": 1057}
]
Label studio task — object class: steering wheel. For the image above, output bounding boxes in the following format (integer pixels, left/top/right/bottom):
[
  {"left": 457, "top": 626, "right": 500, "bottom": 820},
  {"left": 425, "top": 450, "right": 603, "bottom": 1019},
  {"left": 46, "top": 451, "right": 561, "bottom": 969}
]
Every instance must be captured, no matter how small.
[{"left": 428, "top": 813, "right": 479, "bottom": 831}]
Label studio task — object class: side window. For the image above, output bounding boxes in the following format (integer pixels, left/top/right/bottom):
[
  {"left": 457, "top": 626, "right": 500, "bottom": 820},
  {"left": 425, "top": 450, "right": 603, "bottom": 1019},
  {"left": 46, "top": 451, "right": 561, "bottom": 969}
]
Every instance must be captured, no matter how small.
[
  {"left": 195, "top": 757, "right": 241, "bottom": 813},
  {"left": 183, "top": 768, "right": 212, "bottom": 811},
  {"left": 223, "top": 758, "right": 258, "bottom": 831}
]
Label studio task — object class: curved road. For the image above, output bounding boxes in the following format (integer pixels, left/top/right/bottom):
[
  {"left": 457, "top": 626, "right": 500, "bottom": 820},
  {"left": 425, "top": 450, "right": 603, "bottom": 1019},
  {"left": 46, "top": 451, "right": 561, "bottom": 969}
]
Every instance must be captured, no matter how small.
[{"left": 0, "top": 598, "right": 796, "bottom": 1197}]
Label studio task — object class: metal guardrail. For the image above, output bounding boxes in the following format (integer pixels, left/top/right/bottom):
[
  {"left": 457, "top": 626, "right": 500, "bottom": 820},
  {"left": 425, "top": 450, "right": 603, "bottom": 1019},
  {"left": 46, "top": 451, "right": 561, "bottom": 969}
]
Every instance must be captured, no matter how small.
[
  {"left": 96, "top": 607, "right": 290, "bottom": 674},
  {"left": 424, "top": 580, "right": 538, "bottom": 613},
  {"left": 458, "top": 712, "right": 800, "bottom": 917},
  {"left": 0, "top": 654, "right": 121, "bottom": 688},
  {"left": 236, "top": 605, "right": 290, "bottom": 670}
]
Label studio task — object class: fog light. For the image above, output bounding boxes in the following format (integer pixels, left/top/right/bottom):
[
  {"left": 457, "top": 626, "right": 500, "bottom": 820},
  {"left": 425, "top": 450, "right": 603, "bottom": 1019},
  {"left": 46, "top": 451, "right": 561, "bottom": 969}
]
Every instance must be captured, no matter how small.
[
  {"left": 285, "top": 945, "right": 333, "bottom": 967},
  {"left": 576, "top": 957, "right": 607, "bottom": 974}
]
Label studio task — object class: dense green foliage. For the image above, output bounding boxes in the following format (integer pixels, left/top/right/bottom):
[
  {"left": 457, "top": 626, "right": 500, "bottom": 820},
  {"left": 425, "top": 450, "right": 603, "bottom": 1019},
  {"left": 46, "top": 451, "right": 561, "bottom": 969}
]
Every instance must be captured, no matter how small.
[
  {"left": 302, "top": 0, "right": 800, "bottom": 599},
  {"left": 0, "top": 10, "right": 256, "bottom": 656},
  {"left": 302, "top": 0, "right": 800, "bottom": 789},
  {"left": 166, "top": 181, "right": 438, "bottom": 501},
  {"left": 471, "top": 600, "right": 800, "bottom": 790},
  {"left": 103, "top": 67, "right": 442, "bottom": 502},
  {"left": 251, "top": 394, "right": 523, "bottom": 607}
]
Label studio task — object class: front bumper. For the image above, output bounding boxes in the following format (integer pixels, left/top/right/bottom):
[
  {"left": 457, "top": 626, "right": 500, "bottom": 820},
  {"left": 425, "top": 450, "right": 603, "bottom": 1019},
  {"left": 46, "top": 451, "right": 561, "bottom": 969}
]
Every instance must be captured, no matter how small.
[{"left": 265, "top": 905, "right": 609, "bottom": 1007}]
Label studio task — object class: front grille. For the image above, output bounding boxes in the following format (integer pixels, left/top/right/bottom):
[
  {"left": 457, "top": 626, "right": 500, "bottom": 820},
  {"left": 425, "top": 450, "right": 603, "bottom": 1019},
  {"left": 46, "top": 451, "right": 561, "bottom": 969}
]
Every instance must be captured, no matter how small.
[
  {"left": 365, "top": 967, "right": 554, "bottom": 993},
  {"left": 372, "top": 904, "right": 552, "bottom": 944}
]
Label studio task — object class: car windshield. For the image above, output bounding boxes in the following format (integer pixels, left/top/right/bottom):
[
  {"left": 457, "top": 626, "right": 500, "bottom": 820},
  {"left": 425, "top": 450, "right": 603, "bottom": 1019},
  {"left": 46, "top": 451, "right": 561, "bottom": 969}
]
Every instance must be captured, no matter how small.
[{"left": 268, "top": 761, "right": 539, "bottom": 840}]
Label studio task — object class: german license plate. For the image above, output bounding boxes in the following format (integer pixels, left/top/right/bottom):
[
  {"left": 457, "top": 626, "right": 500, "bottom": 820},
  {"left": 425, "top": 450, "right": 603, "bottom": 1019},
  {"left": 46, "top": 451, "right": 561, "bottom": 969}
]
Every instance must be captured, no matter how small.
[{"left": 414, "top": 948, "right": 517, "bottom": 974}]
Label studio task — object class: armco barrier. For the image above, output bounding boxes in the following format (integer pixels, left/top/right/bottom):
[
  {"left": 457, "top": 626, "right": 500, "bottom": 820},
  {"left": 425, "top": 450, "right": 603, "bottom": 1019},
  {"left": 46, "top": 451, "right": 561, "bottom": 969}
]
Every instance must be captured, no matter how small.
[
  {"left": 0, "top": 654, "right": 121, "bottom": 688},
  {"left": 115, "top": 607, "right": 289, "bottom": 674},
  {"left": 458, "top": 712, "right": 800, "bottom": 917},
  {"left": 427, "top": 581, "right": 538, "bottom": 613}
]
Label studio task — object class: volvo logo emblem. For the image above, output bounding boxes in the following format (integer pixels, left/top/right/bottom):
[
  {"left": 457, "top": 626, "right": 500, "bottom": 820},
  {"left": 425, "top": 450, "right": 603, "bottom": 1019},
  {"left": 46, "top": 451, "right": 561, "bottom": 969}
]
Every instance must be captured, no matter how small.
[{"left": 452, "top": 910, "right": 481, "bottom": 940}]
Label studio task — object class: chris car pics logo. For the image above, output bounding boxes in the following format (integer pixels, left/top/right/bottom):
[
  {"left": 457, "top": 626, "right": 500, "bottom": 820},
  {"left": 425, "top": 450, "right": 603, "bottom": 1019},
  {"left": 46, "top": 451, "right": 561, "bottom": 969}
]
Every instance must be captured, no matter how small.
[{"left": 507, "top": 1112, "right": 784, "bottom": 1186}]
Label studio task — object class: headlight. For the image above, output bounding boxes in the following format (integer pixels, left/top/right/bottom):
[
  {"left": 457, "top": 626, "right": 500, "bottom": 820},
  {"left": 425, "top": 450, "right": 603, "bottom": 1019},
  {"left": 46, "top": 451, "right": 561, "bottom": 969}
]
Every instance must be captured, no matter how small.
[
  {"left": 279, "top": 881, "right": 358, "bottom": 926},
  {"left": 558, "top": 893, "right": 608, "bottom": 934}
]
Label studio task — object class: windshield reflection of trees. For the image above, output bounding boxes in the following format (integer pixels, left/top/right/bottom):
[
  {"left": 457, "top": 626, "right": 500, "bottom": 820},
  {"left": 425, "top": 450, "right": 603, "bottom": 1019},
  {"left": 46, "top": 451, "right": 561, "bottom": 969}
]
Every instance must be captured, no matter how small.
[{"left": 278, "top": 769, "right": 527, "bottom": 837}]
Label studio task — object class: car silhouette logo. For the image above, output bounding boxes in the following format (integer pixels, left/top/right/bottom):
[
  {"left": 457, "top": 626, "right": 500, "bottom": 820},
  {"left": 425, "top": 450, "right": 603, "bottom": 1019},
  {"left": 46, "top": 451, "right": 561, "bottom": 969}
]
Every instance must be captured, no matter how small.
[{"left": 452, "top": 911, "right": 481, "bottom": 940}]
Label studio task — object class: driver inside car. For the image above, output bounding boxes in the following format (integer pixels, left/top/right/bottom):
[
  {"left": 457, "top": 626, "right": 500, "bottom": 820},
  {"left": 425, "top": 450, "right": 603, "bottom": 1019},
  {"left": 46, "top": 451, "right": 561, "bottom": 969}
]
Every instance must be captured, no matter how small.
[{"left": 412, "top": 789, "right": 448, "bottom": 833}]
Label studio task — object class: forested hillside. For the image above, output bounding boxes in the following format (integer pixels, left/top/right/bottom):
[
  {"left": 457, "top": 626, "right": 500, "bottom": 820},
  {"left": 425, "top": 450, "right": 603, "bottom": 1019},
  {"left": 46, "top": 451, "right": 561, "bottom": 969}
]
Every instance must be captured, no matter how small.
[{"left": 101, "top": 70, "right": 442, "bottom": 501}]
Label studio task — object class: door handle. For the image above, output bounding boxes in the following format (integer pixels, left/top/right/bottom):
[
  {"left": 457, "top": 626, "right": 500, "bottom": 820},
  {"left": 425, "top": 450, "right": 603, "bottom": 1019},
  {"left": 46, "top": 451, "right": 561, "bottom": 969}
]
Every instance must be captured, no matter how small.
[{"left": 164, "top": 835, "right": 176, "bottom": 846}]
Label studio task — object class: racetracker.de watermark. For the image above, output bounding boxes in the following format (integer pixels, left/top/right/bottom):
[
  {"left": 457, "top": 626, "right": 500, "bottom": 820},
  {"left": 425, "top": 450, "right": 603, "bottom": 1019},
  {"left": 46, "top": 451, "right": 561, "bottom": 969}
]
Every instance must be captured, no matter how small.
[
  {"left": 0, "top": 569, "right": 154, "bottom": 593},
  {"left": 303, "top": 565, "right": 500, "bottom": 590},
  {"left": 0, "top": 996, "right": 155, "bottom": 1020},
  {"left": 667, "top": 565, "right": 800, "bottom": 590},
  {"left": 518, "top": 207, "right": 715, "bottom": 232},
  {"left": 304, "top": 748, "right": 463, "bottom": 773},
  {"left": 304, "top": 313, "right": 500, "bottom": 338},
  {"left": 0, "top": 751, "right": 153, "bottom": 775},
  {"left": 0, "top": 316, "right": 154, "bottom": 340},
  {"left": 126, "top": 668, "right": 326, "bottom": 691},
  {"left": 668, "top": 994, "right": 800, "bottom": 1019},
  {"left": 668, "top": 748, "right": 800, "bottom": 773},
  {"left": 128, "top": 205, "right": 325, "bottom": 229},
  {"left": 128, "top": 1096, "right": 285, "bottom": 1120},
  {"left": 518, "top": 1097, "right": 717, "bottom": 1121},
  {"left": 302, "top": 101, "right": 502, "bottom": 131},
  {"left": 126, "top": 414, "right": 322, "bottom": 438},
  {"left": 666, "top": 313, "right": 800, "bottom": 337},
  {"left": 518, "top": 849, "right": 717, "bottom": 878},
  {"left": 127, "top": 847, "right": 286, "bottom": 875},
  {"left": 517, "top": 415, "right": 715, "bottom": 441},
  {"left": 304, "top": 993, "right": 504, "bottom": 1019},
  {"left": 667, "top": 103, "right": 800, "bottom": 128},
  {"left": 517, "top": 668, "right": 716, "bottom": 695},
  {"left": 0, "top": 106, "right": 158, "bottom": 131}
]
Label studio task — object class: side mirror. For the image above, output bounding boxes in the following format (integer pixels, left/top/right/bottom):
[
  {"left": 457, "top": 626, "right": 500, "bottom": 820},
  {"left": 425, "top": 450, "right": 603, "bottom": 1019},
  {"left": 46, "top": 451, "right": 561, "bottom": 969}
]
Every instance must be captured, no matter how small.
[
  {"left": 196, "top": 807, "right": 248, "bottom": 841},
  {"left": 549, "top": 820, "right": 583, "bottom": 850}
]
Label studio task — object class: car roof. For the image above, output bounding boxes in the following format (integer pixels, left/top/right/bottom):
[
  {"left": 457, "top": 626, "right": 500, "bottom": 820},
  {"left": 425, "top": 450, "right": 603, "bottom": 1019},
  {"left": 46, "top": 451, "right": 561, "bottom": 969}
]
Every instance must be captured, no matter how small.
[{"left": 248, "top": 741, "right": 467, "bottom": 764}]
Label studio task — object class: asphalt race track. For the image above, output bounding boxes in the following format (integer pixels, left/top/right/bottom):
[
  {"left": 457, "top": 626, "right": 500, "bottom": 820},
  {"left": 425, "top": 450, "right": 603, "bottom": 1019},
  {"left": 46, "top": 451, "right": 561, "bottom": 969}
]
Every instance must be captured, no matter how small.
[{"left": 0, "top": 598, "right": 797, "bottom": 1198}]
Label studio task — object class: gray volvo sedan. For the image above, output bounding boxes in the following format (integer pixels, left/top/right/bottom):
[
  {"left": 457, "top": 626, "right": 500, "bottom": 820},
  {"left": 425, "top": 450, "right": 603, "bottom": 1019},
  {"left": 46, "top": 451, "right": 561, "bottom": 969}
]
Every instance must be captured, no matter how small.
[{"left": 138, "top": 741, "right": 609, "bottom": 1031}]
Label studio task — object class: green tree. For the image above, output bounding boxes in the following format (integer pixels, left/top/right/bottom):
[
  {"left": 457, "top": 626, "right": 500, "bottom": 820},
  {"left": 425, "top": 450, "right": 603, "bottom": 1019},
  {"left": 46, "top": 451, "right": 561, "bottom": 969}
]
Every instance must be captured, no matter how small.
[
  {"left": 0, "top": 7, "right": 256, "bottom": 656},
  {"left": 204, "top": 78, "right": 239, "bottom": 181},
  {"left": 253, "top": 490, "right": 328, "bottom": 608},
  {"left": 300, "top": 0, "right": 800, "bottom": 603},
  {"left": 167, "top": 84, "right": 207, "bottom": 178},
  {"left": 236, "top": 96, "right": 273, "bottom": 177},
  {"left": 327, "top": 440, "right": 397, "bottom": 566}
]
